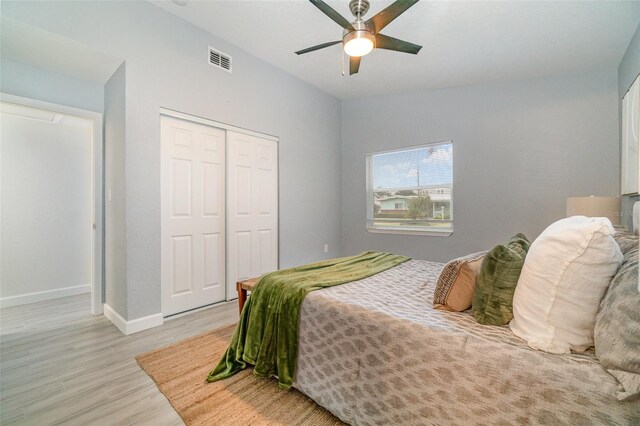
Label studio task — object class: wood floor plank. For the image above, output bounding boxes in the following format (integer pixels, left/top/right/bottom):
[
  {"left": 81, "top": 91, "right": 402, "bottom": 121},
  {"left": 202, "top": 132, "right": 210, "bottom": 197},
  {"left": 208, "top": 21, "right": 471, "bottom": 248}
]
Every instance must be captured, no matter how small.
[
  {"left": 0, "top": 294, "right": 238, "bottom": 425},
  {"left": 0, "top": 402, "right": 24, "bottom": 424}
]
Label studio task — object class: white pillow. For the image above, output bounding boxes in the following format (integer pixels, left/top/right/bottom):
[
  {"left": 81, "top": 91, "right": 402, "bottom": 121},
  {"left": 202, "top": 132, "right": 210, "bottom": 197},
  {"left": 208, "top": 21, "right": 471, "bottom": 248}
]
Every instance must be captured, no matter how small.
[{"left": 509, "top": 216, "right": 623, "bottom": 354}]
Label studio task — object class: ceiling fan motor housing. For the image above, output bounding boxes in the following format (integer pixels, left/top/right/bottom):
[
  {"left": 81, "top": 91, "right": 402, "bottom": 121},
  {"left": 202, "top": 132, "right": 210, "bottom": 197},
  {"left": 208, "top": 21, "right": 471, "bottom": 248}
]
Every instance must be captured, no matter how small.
[
  {"left": 342, "top": 19, "right": 375, "bottom": 46},
  {"left": 349, "top": 0, "right": 370, "bottom": 18}
]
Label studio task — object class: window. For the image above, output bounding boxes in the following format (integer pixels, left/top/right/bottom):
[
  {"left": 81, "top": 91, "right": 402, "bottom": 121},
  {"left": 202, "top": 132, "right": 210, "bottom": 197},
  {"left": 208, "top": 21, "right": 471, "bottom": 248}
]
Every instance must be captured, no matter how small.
[{"left": 366, "top": 141, "right": 453, "bottom": 235}]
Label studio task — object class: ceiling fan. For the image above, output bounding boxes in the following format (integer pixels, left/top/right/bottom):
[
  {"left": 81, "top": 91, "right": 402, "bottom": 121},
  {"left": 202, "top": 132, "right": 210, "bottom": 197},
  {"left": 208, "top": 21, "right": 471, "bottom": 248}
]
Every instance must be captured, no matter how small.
[{"left": 295, "top": 0, "right": 422, "bottom": 75}]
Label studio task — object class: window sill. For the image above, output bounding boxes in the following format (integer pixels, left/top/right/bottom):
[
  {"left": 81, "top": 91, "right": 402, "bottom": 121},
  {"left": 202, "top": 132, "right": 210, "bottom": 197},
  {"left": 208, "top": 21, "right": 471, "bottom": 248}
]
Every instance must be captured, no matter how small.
[{"left": 366, "top": 226, "right": 453, "bottom": 237}]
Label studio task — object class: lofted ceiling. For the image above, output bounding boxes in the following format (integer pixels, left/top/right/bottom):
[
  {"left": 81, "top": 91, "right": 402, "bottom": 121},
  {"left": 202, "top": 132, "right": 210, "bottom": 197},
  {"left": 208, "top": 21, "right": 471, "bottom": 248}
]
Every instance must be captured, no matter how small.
[{"left": 151, "top": 0, "right": 640, "bottom": 99}]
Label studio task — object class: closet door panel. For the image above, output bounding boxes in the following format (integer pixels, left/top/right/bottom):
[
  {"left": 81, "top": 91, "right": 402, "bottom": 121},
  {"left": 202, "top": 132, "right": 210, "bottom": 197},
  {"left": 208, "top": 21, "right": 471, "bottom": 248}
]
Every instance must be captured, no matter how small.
[
  {"left": 227, "top": 131, "right": 278, "bottom": 299},
  {"left": 161, "top": 116, "right": 226, "bottom": 316}
]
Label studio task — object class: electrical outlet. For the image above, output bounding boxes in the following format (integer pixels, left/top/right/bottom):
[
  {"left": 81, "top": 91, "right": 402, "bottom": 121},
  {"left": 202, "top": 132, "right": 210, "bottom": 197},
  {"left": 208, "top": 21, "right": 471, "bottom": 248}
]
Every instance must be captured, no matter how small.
[{"left": 323, "top": 244, "right": 329, "bottom": 253}]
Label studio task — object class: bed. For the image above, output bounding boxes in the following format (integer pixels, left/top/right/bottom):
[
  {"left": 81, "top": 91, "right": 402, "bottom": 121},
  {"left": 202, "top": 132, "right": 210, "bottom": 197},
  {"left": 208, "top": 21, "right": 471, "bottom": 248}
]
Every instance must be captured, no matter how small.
[{"left": 294, "top": 259, "right": 640, "bottom": 425}]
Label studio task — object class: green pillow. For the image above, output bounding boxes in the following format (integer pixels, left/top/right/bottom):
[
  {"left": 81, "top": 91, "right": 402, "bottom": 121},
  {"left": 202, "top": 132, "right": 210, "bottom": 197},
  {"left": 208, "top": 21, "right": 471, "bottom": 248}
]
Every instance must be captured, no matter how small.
[{"left": 472, "top": 233, "right": 530, "bottom": 325}]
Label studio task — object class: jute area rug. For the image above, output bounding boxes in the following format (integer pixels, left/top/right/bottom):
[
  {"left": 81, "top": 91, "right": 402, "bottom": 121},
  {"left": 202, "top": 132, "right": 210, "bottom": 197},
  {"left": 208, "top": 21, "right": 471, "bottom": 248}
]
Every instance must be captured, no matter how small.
[{"left": 136, "top": 323, "right": 345, "bottom": 426}]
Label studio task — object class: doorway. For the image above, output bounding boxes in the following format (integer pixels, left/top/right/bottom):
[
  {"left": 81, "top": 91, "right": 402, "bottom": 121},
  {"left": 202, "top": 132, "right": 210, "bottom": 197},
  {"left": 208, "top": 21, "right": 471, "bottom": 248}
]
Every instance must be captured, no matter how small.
[{"left": 0, "top": 94, "right": 104, "bottom": 314}]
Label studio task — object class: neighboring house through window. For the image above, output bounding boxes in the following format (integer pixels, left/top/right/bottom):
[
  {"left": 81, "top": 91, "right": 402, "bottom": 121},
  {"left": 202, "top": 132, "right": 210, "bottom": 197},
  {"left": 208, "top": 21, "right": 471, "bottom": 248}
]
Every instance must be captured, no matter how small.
[{"left": 366, "top": 141, "right": 453, "bottom": 235}]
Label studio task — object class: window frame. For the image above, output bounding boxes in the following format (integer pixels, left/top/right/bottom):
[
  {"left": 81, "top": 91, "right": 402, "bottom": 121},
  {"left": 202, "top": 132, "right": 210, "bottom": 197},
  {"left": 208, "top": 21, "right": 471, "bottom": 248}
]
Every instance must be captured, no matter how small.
[{"left": 365, "top": 141, "right": 454, "bottom": 236}]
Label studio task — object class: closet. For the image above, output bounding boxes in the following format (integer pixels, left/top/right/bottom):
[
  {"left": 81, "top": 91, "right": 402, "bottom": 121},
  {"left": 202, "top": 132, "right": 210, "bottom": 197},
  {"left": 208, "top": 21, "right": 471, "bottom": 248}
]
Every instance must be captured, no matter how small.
[{"left": 160, "top": 114, "right": 278, "bottom": 316}]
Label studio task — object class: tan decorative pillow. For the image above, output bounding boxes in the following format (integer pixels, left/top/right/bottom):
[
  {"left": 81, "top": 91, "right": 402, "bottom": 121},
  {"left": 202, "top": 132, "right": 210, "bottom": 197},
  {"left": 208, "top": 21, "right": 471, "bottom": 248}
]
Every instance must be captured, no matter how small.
[{"left": 433, "top": 251, "right": 486, "bottom": 311}]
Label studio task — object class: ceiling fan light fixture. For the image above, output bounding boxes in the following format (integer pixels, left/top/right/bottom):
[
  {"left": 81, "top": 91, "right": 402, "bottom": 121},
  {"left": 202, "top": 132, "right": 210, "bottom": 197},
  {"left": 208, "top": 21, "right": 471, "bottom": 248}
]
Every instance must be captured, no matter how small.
[
  {"left": 343, "top": 30, "right": 375, "bottom": 57},
  {"left": 296, "top": 0, "right": 422, "bottom": 74}
]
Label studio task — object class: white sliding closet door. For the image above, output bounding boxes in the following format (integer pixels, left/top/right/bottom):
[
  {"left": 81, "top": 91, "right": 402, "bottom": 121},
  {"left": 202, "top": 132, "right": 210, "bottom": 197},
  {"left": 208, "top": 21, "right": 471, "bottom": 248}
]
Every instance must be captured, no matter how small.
[
  {"left": 227, "top": 131, "right": 278, "bottom": 299},
  {"left": 161, "top": 115, "right": 226, "bottom": 316}
]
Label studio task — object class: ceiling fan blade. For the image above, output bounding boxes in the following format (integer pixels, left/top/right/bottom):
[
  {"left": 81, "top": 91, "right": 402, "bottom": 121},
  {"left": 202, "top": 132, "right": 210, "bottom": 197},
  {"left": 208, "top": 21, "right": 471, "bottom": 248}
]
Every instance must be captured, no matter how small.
[
  {"left": 375, "top": 33, "right": 422, "bottom": 54},
  {"left": 309, "top": 0, "right": 355, "bottom": 31},
  {"left": 349, "top": 56, "right": 361, "bottom": 75},
  {"left": 365, "top": 0, "right": 420, "bottom": 34},
  {"left": 295, "top": 40, "right": 342, "bottom": 55}
]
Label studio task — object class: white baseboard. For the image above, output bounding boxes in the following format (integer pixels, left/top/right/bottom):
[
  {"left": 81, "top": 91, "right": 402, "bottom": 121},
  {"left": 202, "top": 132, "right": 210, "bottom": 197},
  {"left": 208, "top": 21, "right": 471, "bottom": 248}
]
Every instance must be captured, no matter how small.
[
  {"left": 103, "top": 303, "right": 163, "bottom": 335},
  {"left": 126, "top": 311, "right": 164, "bottom": 334},
  {"left": 0, "top": 284, "right": 91, "bottom": 308},
  {"left": 103, "top": 303, "right": 128, "bottom": 334}
]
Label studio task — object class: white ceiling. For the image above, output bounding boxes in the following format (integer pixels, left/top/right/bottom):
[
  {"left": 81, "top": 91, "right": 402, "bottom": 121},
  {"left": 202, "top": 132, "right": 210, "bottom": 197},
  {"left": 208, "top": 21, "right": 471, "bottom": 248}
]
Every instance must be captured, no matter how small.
[
  {"left": 1, "top": 18, "right": 123, "bottom": 84},
  {"left": 152, "top": 0, "right": 640, "bottom": 99}
]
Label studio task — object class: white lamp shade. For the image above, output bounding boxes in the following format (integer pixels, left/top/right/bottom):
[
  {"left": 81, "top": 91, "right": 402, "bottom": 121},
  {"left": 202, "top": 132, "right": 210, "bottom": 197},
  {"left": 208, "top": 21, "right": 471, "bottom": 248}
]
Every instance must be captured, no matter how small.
[{"left": 566, "top": 196, "right": 621, "bottom": 225}]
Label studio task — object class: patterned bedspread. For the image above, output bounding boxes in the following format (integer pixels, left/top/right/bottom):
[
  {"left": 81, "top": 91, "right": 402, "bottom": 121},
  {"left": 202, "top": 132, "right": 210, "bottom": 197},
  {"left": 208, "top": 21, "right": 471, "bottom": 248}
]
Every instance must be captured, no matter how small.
[{"left": 294, "top": 260, "right": 640, "bottom": 425}]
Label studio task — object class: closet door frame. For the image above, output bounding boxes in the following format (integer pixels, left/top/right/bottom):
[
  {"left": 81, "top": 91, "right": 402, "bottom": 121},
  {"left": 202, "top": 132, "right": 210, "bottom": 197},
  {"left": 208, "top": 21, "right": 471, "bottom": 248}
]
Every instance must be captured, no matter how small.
[
  {"left": 159, "top": 108, "right": 279, "bottom": 306},
  {"left": 159, "top": 108, "right": 279, "bottom": 145}
]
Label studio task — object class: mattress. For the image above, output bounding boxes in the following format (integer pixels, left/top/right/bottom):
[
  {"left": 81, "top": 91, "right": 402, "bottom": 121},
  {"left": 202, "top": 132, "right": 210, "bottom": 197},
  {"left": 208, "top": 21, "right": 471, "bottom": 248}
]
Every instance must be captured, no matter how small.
[{"left": 294, "top": 259, "right": 640, "bottom": 425}]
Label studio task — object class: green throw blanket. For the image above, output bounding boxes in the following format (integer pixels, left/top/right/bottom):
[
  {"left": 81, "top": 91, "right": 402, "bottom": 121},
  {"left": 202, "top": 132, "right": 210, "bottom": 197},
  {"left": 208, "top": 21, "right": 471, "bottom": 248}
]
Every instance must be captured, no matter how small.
[{"left": 207, "top": 251, "right": 410, "bottom": 389}]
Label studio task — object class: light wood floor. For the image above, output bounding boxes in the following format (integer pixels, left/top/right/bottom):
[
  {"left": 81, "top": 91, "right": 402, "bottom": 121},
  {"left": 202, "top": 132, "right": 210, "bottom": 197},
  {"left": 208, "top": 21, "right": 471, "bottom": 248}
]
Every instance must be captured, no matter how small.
[{"left": 0, "top": 294, "right": 239, "bottom": 425}]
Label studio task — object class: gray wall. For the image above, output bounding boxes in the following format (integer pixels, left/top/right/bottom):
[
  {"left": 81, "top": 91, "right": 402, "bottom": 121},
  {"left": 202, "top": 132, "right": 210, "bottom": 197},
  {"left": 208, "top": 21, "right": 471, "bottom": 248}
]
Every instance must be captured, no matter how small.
[
  {"left": 619, "top": 23, "right": 640, "bottom": 99},
  {"left": 1, "top": 114, "right": 92, "bottom": 298},
  {"left": 0, "top": 59, "right": 104, "bottom": 113},
  {"left": 618, "top": 22, "right": 640, "bottom": 230},
  {"left": 104, "top": 63, "right": 127, "bottom": 316},
  {"left": 341, "top": 70, "right": 620, "bottom": 262},
  {"left": 1, "top": 1, "right": 343, "bottom": 320}
]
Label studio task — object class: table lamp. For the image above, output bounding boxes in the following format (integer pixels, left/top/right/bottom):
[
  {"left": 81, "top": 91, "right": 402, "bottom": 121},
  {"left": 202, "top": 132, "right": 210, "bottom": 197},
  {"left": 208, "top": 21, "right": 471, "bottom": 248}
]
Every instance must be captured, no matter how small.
[{"left": 566, "top": 196, "right": 621, "bottom": 225}]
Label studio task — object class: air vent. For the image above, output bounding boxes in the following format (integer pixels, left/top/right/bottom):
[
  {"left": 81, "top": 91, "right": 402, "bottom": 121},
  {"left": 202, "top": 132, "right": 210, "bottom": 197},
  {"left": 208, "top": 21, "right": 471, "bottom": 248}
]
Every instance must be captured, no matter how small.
[{"left": 208, "top": 47, "right": 232, "bottom": 73}]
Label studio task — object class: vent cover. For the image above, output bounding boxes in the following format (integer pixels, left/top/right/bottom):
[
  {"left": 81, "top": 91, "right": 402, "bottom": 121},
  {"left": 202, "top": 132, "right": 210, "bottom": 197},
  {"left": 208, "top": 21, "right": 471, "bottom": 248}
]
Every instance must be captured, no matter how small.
[{"left": 208, "top": 47, "right": 232, "bottom": 73}]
